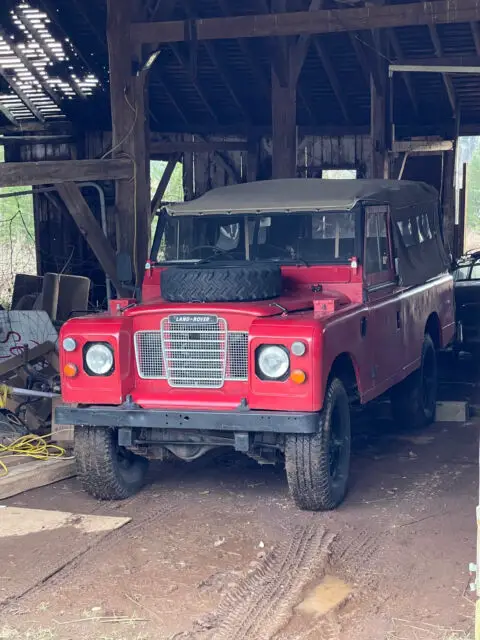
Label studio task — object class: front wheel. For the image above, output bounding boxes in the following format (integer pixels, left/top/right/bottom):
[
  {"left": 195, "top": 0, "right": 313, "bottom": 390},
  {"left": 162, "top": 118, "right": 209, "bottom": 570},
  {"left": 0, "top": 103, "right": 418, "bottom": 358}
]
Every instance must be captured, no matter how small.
[
  {"left": 285, "top": 378, "right": 351, "bottom": 511},
  {"left": 75, "top": 426, "right": 149, "bottom": 500},
  {"left": 390, "top": 333, "right": 437, "bottom": 429}
]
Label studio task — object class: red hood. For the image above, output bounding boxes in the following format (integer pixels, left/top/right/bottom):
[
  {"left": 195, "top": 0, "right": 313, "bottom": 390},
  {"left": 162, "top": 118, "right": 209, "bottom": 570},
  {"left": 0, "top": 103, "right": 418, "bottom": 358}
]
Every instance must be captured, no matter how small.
[{"left": 124, "top": 290, "right": 315, "bottom": 319}]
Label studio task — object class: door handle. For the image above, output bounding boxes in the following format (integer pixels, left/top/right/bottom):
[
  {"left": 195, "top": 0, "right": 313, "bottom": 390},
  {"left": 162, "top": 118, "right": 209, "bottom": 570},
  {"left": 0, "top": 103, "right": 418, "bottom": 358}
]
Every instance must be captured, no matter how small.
[
  {"left": 360, "top": 316, "right": 367, "bottom": 337},
  {"left": 396, "top": 310, "right": 401, "bottom": 329}
]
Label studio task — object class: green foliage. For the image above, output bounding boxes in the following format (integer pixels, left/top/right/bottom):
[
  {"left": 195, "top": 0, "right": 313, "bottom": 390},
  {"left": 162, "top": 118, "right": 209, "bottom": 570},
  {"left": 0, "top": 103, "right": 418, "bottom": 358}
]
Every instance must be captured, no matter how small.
[
  {"left": 0, "top": 145, "right": 35, "bottom": 243},
  {"left": 466, "top": 141, "right": 480, "bottom": 233},
  {"left": 150, "top": 160, "right": 184, "bottom": 203}
]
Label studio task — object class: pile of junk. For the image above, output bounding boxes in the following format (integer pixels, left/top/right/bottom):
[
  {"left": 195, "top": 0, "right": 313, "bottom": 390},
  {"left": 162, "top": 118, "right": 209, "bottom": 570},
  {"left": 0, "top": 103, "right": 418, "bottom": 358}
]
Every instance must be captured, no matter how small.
[{"left": 0, "top": 272, "right": 90, "bottom": 462}]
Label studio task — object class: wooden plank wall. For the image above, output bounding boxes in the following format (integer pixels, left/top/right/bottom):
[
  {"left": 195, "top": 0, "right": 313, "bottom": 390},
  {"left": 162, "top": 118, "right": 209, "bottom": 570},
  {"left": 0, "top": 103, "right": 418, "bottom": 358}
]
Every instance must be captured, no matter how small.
[
  {"left": 5, "top": 132, "right": 116, "bottom": 306},
  {"left": 188, "top": 134, "right": 372, "bottom": 197}
]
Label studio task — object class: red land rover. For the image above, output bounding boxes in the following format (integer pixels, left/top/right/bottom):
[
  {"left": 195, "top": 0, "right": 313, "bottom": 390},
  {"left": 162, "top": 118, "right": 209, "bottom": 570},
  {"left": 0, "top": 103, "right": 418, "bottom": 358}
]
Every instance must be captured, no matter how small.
[{"left": 56, "top": 179, "right": 455, "bottom": 511}]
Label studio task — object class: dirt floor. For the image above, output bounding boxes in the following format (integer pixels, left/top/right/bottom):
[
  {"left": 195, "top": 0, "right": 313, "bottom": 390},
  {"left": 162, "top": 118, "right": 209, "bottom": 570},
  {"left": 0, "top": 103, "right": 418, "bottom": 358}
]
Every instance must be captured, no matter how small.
[{"left": 0, "top": 355, "right": 478, "bottom": 640}]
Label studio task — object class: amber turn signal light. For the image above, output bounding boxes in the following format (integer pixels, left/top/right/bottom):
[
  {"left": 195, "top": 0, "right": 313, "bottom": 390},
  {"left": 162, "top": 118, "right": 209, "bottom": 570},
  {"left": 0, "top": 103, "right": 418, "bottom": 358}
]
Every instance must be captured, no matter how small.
[
  {"left": 63, "top": 363, "right": 78, "bottom": 378},
  {"left": 290, "top": 369, "right": 306, "bottom": 384}
]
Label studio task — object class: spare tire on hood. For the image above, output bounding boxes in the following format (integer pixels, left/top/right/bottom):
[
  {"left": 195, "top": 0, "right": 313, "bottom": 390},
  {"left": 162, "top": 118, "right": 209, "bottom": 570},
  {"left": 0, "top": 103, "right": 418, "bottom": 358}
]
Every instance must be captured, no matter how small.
[{"left": 160, "top": 261, "right": 283, "bottom": 303}]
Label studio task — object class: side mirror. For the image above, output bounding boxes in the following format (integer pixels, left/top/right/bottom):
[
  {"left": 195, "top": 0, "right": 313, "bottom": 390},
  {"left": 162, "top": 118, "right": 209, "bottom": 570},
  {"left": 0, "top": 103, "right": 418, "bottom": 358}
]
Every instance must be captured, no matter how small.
[{"left": 116, "top": 252, "right": 133, "bottom": 285}]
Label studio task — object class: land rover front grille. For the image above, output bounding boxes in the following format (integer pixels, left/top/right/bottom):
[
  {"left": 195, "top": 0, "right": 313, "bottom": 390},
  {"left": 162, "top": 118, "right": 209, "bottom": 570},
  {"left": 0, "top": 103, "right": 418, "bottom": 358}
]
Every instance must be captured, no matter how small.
[{"left": 134, "top": 317, "right": 248, "bottom": 388}]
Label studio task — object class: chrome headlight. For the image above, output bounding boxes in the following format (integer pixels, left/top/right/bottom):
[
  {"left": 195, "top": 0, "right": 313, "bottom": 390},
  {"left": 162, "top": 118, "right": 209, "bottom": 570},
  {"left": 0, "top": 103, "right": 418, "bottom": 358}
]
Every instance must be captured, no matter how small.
[
  {"left": 84, "top": 343, "right": 114, "bottom": 376},
  {"left": 257, "top": 345, "right": 290, "bottom": 379}
]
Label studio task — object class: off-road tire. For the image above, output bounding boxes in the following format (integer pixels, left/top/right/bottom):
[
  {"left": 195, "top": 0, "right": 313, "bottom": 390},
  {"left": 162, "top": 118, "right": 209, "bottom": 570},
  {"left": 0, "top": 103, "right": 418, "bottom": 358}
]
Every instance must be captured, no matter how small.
[
  {"left": 390, "top": 333, "right": 437, "bottom": 429},
  {"left": 160, "top": 261, "right": 283, "bottom": 303},
  {"left": 75, "top": 426, "right": 148, "bottom": 500},
  {"left": 285, "top": 378, "right": 351, "bottom": 511}
]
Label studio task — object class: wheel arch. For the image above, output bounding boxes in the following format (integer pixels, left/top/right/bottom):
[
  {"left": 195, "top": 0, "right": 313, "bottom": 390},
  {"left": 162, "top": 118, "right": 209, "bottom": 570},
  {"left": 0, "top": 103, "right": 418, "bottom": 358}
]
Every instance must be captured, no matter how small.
[
  {"left": 425, "top": 312, "right": 441, "bottom": 349},
  {"left": 327, "top": 352, "right": 360, "bottom": 404}
]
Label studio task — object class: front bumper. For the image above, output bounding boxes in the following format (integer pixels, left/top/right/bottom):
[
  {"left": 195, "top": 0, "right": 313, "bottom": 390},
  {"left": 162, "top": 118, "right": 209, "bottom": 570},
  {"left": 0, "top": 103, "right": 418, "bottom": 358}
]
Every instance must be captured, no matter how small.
[{"left": 55, "top": 405, "right": 318, "bottom": 434}]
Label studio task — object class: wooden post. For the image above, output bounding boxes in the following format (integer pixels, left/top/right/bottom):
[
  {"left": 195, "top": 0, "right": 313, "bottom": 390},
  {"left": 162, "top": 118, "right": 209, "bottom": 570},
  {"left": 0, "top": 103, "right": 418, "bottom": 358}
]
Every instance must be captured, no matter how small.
[
  {"left": 442, "top": 147, "right": 456, "bottom": 254},
  {"left": 370, "top": 75, "right": 388, "bottom": 179},
  {"left": 272, "top": 62, "right": 297, "bottom": 179},
  {"left": 247, "top": 137, "right": 260, "bottom": 182},
  {"left": 454, "top": 161, "right": 467, "bottom": 258},
  {"left": 107, "top": 0, "right": 150, "bottom": 283}
]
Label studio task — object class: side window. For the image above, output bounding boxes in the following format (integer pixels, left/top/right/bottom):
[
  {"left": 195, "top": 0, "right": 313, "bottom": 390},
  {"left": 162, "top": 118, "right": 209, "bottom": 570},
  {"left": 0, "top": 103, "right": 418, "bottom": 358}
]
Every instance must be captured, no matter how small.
[
  {"left": 471, "top": 261, "right": 480, "bottom": 280},
  {"left": 365, "top": 206, "right": 391, "bottom": 275}
]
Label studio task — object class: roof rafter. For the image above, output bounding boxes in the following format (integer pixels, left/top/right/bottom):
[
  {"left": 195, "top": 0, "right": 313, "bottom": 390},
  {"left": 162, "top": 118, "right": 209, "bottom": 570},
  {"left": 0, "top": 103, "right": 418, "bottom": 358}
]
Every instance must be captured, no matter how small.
[
  {"left": 36, "top": 0, "right": 107, "bottom": 84},
  {"left": 0, "top": 67, "right": 45, "bottom": 122},
  {"left": 428, "top": 25, "right": 457, "bottom": 113},
  {"left": 0, "top": 101, "right": 19, "bottom": 126},
  {"left": 216, "top": 0, "right": 271, "bottom": 100},
  {"left": 169, "top": 43, "right": 220, "bottom": 123},
  {"left": 471, "top": 21, "right": 480, "bottom": 54},
  {"left": 182, "top": 0, "right": 252, "bottom": 123},
  {"left": 0, "top": 25, "right": 64, "bottom": 113},
  {"left": 312, "top": 37, "right": 350, "bottom": 123},
  {"left": 14, "top": 9, "right": 85, "bottom": 100},
  {"left": 387, "top": 28, "right": 419, "bottom": 116}
]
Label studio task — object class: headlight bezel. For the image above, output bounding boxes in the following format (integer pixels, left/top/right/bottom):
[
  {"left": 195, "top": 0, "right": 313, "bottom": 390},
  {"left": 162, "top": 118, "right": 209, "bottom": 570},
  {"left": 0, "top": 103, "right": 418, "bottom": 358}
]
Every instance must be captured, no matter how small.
[
  {"left": 83, "top": 342, "right": 115, "bottom": 377},
  {"left": 255, "top": 344, "right": 290, "bottom": 381}
]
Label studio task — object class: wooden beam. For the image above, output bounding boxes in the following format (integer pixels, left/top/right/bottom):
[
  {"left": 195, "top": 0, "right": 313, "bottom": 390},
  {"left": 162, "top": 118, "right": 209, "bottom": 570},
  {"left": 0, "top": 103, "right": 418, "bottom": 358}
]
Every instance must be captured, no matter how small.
[
  {"left": 0, "top": 458, "right": 76, "bottom": 501},
  {"left": 150, "top": 140, "right": 248, "bottom": 154},
  {"left": 312, "top": 38, "right": 350, "bottom": 123},
  {"left": 387, "top": 29, "right": 419, "bottom": 116},
  {"left": 0, "top": 158, "right": 131, "bottom": 188},
  {"left": 151, "top": 153, "right": 181, "bottom": 215},
  {"left": 56, "top": 182, "right": 125, "bottom": 295},
  {"left": 131, "top": 0, "right": 480, "bottom": 44},
  {"left": 0, "top": 102, "right": 19, "bottom": 126},
  {"left": 0, "top": 68, "right": 45, "bottom": 123},
  {"left": 107, "top": 0, "right": 151, "bottom": 283},
  {"left": 428, "top": 25, "right": 457, "bottom": 113},
  {"left": 390, "top": 55, "right": 480, "bottom": 70}
]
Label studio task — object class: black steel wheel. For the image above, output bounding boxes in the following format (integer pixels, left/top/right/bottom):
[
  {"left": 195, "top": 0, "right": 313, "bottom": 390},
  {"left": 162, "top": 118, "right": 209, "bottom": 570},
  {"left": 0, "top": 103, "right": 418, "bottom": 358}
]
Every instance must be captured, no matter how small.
[
  {"left": 391, "top": 333, "right": 437, "bottom": 429},
  {"left": 285, "top": 377, "right": 351, "bottom": 511},
  {"left": 75, "top": 426, "right": 148, "bottom": 500}
]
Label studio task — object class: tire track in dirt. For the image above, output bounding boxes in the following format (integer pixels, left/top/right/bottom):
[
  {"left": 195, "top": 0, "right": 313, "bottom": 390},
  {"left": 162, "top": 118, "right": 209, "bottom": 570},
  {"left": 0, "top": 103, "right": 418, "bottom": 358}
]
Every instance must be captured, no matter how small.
[{"left": 203, "top": 523, "right": 335, "bottom": 640}]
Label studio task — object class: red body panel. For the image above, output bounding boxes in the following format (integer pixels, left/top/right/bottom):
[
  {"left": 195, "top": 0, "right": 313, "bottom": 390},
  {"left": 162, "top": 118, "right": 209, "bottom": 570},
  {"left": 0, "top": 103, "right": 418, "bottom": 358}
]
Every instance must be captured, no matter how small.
[{"left": 60, "top": 262, "right": 454, "bottom": 415}]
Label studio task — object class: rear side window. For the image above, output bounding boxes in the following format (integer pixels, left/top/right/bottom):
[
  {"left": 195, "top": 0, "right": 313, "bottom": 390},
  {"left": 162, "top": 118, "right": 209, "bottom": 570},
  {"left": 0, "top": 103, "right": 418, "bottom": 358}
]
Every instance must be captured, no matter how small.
[
  {"left": 471, "top": 261, "right": 480, "bottom": 279},
  {"left": 454, "top": 266, "right": 470, "bottom": 281}
]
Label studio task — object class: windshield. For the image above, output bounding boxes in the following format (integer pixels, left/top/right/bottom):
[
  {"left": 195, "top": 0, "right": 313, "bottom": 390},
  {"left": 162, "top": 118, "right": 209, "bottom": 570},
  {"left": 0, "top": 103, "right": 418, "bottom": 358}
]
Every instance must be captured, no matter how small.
[{"left": 151, "top": 210, "right": 357, "bottom": 264}]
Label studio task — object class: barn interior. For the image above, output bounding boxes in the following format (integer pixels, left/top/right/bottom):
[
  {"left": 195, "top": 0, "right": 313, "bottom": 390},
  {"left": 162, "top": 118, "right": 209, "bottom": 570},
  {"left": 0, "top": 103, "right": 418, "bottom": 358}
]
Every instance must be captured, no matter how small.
[{"left": 0, "top": 1, "right": 480, "bottom": 639}]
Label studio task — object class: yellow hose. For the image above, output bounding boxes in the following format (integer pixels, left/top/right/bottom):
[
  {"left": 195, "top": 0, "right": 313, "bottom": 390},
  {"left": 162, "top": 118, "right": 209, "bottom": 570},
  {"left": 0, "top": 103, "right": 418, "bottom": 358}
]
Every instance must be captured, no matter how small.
[{"left": 0, "top": 433, "right": 66, "bottom": 477}]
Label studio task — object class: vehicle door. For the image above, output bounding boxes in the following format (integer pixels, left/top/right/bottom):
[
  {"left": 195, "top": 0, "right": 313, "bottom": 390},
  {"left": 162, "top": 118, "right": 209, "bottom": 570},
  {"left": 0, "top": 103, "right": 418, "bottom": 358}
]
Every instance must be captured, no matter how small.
[{"left": 364, "top": 205, "right": 402, "bottom": 391}]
